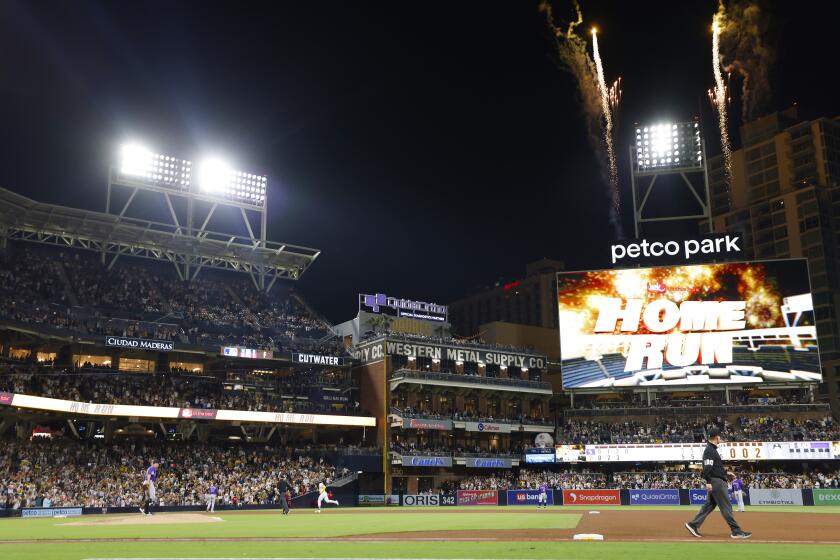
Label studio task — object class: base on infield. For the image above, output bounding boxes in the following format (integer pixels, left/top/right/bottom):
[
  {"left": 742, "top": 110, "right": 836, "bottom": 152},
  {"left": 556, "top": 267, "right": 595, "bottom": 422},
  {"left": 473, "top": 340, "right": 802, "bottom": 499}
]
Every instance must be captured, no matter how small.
[{"left": 573, "top": 533, "right": 604, "bottom": 540}]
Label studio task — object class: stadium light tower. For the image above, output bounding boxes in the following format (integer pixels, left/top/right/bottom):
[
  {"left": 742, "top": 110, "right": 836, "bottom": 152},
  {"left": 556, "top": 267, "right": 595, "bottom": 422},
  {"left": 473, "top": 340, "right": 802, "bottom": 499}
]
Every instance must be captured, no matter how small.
[
  {"left": 629, "top": 120, "right": 713, "bottom": 238},
  {"left": 102, "top": 143, "right": 317, "bottom": 289}
]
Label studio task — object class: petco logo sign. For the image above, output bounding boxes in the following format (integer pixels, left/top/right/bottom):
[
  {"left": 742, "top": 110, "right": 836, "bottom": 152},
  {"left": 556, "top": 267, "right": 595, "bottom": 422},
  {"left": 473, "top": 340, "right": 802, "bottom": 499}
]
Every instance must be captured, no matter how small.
[
  {"left": 629, "top": 489, "right": 680, "bottom": 505},
  {"left": 562, "top": 489, "right": 619, "bottom": 505}
]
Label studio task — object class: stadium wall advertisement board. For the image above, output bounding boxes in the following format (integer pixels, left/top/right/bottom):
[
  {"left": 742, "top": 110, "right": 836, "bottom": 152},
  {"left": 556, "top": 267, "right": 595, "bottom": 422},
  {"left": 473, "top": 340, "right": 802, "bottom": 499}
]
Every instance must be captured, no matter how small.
[
  {"left": 629, "top": 489, "right": 680, "bottom": 505},
  {"left": 507, "top": 490, "right": 554, "bottom": 506},
  {"left": 812, "top": 489, "right": 840, "bottom": 506},
  {"left": 0, "top": 392, "right": 12, "bottom": 406},
  {"left": 292, "top": 353, "right": 345, "bottom": 366},
  {"left": 557, "top": 259, "right": 821, "bottom": 389},
  {"left": 7, "top": 394, "right": 375, "bottom": 427},
  {"left": 456, "top": 490, "right": 498, "bottom": 506},
  {"left": 465, "top": 421, "right": 512, "bottom": 434},
  {"left": 525, "top": 453, "right": 555, "bottom": 464},
  {"left": 178, "top": 408, "right": 217, "bottom": 420},
  {"left": 357, "top": 495, "right": 399, "bottom": 506},
  {"left": 749, "top": 488, "right": 804, "bottom": 506},
  {"left": 465, "top": 457, "right": 512, "bottom": 469},
  {"left": 351, "top": 339, "right": 546, "bottom": 370},
  {"left": 688, "top": 489, "right": 738, "bottom": 505},
  {"left": 401, "top": 494, "right": 440, "bottom": 506},
  {"left": 403, "top": 418, "right": 453, "bottom": 430},
  {"left": 401, "top": 455, "right": 453, "bottom": 467},
  {"left": 562, "top": 489, "right": 620, "bottom": 505},
  {"left": 104, "top": 336, "right": 174, "bottom": 351},
  {"left": 20, "top": 507, "right": 83, "bottom": 518}
]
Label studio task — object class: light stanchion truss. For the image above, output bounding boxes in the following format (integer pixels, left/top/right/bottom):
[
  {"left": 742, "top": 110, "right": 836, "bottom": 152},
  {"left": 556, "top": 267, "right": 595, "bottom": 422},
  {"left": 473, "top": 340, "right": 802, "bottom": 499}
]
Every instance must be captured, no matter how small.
[
  {"left": 629, "top": 121, "right": 714, "bottom": 238},
  {"left": 0, "top": 186, "right": 320, "bottom": 291}
]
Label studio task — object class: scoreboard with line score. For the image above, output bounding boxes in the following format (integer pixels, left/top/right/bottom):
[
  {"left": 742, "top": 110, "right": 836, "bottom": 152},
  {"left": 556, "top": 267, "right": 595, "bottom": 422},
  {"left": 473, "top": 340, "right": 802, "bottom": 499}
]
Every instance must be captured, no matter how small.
[{"left": 573, "top": 441, "right": 838, "bottom": 463}]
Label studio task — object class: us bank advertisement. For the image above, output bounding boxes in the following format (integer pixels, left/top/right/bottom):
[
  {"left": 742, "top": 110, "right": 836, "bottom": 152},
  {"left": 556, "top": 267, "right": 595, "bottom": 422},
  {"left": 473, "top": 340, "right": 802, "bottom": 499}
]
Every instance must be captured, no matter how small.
[{"left": 557, "top": 259, "right": 821, "bottom": 388}]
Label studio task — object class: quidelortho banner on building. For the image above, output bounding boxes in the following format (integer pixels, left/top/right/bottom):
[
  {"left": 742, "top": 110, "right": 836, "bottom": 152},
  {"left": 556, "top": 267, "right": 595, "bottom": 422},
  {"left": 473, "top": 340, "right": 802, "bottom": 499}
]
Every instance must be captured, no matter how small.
[
  {"left": 813, "top": 489, "right": 840, "bottom": 506},
  {"left": 507, "top": 489, "right": 554, "bottom": 506},
  {"left": 456, "top": 490, "right": 498, "bottom": 506},
  {"left": 400, "top": 455, "right": 453, "bottom": 467},
  {"left": 748, "top": 488, "right": 804, "bottom": 506},
  {"left": 629, "top": 489, "right": 680, "bottom": 505},
  {"left": 401, "top": 494, "right": 440, "bottom": 507},
  {"left": 465, "top": 422, "right": 512, "bottom": 434},
  {"left": 557, "top": 260, "right": 821, "bottom": 388}
]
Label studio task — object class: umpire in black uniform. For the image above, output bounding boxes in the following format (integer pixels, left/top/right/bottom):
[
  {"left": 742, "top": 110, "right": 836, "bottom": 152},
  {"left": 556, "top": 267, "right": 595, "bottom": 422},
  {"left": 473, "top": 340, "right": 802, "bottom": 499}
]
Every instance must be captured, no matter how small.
[
  {"left": 685, "top": 427, "right": 751, "bottom": 539},
  {"left": 277, "top": 477, "right": 290, "bottom": 515}
]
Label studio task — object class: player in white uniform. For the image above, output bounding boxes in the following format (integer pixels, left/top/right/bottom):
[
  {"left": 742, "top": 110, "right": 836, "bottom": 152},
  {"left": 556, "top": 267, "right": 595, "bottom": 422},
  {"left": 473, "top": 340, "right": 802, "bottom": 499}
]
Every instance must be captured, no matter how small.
[{"left": 316, "top": 482, "right": 339, "bottom": 512}]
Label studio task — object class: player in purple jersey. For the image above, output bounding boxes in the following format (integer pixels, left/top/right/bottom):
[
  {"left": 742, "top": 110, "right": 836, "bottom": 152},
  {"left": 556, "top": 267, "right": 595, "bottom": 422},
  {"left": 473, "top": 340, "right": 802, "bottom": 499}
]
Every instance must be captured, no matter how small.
[
  {"left": 207, "top": 482, "right": 218, "bottom": 512},
  {"left": 538, "top": 483, "right": 549, "bottom": 508},
  {"left": 140, "top": 462, "right": 159, "bottom": 515},
  {"left": 731, "top": 477, "right": 745, "bottom": 512}
]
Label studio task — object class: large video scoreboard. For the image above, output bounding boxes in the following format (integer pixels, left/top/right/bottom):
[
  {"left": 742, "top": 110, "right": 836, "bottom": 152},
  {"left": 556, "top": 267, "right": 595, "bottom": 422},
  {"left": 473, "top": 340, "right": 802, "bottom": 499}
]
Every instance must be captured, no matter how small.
[{"left": 557, "top": 259, "right": 821, "bottom": 389}]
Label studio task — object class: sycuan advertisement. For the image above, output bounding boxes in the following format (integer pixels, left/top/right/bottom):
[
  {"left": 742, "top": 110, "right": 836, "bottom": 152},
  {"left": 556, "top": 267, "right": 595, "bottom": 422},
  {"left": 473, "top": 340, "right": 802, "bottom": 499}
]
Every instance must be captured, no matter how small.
[{"left": 557, "top": 260, "right": 821, "bottom": 388}]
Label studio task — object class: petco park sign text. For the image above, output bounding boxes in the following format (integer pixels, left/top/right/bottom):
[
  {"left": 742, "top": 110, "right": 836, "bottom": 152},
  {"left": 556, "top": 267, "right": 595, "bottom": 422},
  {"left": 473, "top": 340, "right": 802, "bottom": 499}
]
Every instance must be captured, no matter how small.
[{"left": 610, "top": 234, "right": 742, "bottom": 265}]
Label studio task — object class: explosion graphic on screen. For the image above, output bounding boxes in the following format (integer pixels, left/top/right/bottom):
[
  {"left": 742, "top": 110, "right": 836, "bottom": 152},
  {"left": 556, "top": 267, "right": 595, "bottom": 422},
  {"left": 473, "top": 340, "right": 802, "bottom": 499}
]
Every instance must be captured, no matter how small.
[
  {"left": 556, "top": 261, "right": 820, "bottom": 387},
  {"left": 557, "top": 263, "right": 781, "bottom": 341}
]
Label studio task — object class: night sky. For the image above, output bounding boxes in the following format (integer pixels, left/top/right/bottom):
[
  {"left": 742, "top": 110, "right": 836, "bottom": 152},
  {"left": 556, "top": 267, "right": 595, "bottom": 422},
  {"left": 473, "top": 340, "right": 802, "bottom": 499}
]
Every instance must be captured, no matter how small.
[{"left": 0, "top": 1, "right": 837, "bottom": 323}]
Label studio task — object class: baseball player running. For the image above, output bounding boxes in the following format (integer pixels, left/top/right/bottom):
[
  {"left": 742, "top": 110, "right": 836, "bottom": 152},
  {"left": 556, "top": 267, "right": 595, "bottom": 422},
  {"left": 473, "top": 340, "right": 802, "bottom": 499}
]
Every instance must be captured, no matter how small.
[
  {"left": 537, "top": 482, "right": 549, "bottom": 508},
  {"left": 140, "top": 461, "right": 159, "bottom": 516},
  {"left": 731, "top": 476, "right": 745, "bottom": 512},
  {"left": 207, "top": 482, "right": 218, "bottom": 512},
  {"left": 685, "top": 427, "right": 751, "bottom": 539},
  {"left": 316, "top": 481, "right": 339, "bottom": 512}
]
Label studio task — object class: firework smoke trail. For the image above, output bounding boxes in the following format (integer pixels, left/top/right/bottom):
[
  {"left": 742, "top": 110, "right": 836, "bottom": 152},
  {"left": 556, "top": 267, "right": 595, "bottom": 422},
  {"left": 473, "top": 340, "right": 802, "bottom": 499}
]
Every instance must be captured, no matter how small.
[
  {"left": 591, "top": 29, "right": 618, "bottom": 207},
  {"left": 712, "top": 15, "right": 733, "bottom": 184},
  {"left": 539, "top": 0, "right": 622, "bottom": 237}
]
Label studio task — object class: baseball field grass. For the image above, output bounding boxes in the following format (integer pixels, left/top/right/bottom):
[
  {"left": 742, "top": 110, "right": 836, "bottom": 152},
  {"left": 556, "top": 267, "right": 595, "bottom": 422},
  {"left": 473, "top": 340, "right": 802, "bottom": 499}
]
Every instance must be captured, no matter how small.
[{"left": 0, "top": 506, "right": 838, "bottom": 560}]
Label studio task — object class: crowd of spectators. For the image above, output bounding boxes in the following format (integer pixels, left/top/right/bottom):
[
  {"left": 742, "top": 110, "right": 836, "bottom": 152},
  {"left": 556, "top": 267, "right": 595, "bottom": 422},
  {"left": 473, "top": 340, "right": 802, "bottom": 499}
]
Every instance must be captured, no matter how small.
[
  {"left": 0, "top": 245, "right": 339, "bottom": 355},
  {"left": 558, "top": 416, "right": 840, "bottom": 444},
  {"left": 393, "top": 406, "right": 552, "bottom": 427},
  {"left": 1, "top": 438, "right": 346, "bottom": 509},
  {"left": 0, "top": 365, "right": 358, "bottom": 417}
]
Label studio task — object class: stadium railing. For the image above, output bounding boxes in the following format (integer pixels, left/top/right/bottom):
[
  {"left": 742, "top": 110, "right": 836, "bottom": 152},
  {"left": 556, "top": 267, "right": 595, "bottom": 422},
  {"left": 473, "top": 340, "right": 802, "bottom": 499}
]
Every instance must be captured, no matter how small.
[
  {"left": 563, "top": 403, "right": 831, "bottom": 418},
  {"left": 391, "top": 369, "right": 552, "bottom": 391}
]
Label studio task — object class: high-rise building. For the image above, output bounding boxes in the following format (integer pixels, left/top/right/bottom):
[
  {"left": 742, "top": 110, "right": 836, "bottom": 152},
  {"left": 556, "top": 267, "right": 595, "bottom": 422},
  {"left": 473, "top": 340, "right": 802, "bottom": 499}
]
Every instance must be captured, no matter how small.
[
  {"left": 448, "top": 259, "right": 563, "bottom": 338},
  {"left": 706, "top": 107, "right": 840, "bottom": 416}
]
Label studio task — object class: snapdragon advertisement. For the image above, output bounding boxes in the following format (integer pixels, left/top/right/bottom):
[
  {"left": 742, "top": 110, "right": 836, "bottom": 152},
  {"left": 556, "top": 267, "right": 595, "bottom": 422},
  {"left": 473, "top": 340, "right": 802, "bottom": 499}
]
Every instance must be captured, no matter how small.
[{"left": 557, "top": 260, "right": 821, "bottom": 388}]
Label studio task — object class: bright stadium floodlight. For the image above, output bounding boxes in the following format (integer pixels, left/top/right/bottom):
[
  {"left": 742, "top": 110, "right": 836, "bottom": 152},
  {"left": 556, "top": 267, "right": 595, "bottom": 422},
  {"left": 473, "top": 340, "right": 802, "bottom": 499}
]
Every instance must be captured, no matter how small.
[
  {"left": 198, "top": 158, "right": 232, "bottom": 193},
  {"left": 198, "top": 158, "right": 267, "bottom": 205},
  {"left": 119, "top": 143, "right": 192, "bottom": 188},
  {"left": 634, "top": 121, "right": 703, "bottom": 172}
]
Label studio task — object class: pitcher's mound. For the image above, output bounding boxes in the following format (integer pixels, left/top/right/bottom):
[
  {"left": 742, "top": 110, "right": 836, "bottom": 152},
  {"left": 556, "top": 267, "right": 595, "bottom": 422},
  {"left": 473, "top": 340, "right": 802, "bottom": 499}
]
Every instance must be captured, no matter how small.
[{"left": 64, "top": 513, "right": 223, "bottom": 526}]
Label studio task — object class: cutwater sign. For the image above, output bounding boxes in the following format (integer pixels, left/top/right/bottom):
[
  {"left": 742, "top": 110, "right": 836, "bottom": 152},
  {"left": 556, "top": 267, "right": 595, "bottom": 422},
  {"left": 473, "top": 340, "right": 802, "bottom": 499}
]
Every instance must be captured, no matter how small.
[
  {"left": 293, "top": 353, "right": 345, "bottom": 366},
  {"left": 402, "top": 455, "right": 453, "bottom": 467},
  {"left": 629, "top": 489, "right": 680, "bottom": 505},
  {"left": 466, "top": 457, "right": 512, "bottom": 469},
  {"left": 105, "top": 336, "right": 174, "bottom": 351}
]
